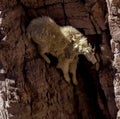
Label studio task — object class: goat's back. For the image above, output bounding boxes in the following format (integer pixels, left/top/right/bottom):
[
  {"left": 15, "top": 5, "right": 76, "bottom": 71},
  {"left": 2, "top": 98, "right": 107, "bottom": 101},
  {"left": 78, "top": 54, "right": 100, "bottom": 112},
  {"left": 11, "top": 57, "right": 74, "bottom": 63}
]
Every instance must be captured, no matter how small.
[
  {"left": 27, "top": 17, "right": 71, "bottom": 56},
  {"left": 27, "top": 17, "right": 60, "bottom": 43}
]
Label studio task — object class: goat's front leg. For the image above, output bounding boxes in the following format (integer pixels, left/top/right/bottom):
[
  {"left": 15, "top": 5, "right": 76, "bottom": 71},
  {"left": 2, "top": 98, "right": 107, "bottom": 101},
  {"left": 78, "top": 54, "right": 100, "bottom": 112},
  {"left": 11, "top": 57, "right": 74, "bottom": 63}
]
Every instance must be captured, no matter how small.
[
  {"left": 38, "top": 46, "right": 51, "bottom": 64},
  {"left": 69, "top": 56, "right": 78, "bottom": 85},
  {"left": 41, "top": 53, "right": 51, "bottom": 64},
  {"left": 57, "top": 58, "right": 71, "bottom": 83}
]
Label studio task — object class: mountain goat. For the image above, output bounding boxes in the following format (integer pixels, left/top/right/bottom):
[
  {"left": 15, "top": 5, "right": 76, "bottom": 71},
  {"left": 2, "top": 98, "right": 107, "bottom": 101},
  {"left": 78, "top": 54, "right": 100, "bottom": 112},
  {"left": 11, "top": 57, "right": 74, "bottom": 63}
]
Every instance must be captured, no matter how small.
[{"left": 27, "top": 16, "right": 97, "bottom": 85}]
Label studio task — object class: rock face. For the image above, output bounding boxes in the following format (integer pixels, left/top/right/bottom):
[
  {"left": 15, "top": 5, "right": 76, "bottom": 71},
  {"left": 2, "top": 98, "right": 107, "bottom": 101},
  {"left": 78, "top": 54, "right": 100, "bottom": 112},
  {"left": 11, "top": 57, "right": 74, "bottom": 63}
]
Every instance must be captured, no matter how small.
[
  {"left": 106, "top": 0, "right": 120, "bottom": 118},
  {"left": 0, "top": 0, "right": 118, "bottom": 119}
]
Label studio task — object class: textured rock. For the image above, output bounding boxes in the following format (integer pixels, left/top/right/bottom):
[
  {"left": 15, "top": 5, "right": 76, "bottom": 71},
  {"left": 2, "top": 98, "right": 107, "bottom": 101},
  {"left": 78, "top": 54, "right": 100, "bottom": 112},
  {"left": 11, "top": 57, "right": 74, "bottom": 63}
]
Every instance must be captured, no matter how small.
[
  {"left": 0, "top": 0, "right": 118, "bottom": 119},
  {"left": 25, "top": 0, "right": 107, "bottom": 34},
  {"left": 106, "top": 0, "right": 120, "bottom": 118},
  {"left": 21, "top": 0, "right": 44, "bottom": 8},
  {"left": 0, "top": 78, "right": 19, "bottom": 119}
]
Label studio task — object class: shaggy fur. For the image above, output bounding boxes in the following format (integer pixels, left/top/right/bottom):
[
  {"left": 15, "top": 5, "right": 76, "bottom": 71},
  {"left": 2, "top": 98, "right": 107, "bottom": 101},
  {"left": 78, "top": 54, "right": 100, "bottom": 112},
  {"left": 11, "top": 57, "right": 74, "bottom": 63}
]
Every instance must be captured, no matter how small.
[{"left": 27, "top": 16, "right": 97, "bottom": 85}]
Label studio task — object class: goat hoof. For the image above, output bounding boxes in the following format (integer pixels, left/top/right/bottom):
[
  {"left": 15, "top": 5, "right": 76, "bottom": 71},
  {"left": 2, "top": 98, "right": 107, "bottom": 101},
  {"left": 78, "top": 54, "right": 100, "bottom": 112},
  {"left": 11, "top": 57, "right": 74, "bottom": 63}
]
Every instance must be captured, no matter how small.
[{"left": 73, "top": 80, "right": 78, "bottom": 85}]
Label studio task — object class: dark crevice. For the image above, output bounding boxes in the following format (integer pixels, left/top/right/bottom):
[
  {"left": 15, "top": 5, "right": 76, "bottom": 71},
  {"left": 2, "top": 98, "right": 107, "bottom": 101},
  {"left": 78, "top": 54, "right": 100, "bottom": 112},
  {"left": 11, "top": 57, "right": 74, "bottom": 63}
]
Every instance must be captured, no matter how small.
[
  {"left": 81, "top": 0, "right": 86, "bottom": 4},
  {"left": 73, "top": 86, "right": 81, "bottom": 119},
  {"left": 89, "top": 15, "right": 98, "bottom": 34},
  {"left": 76, "top": 55, "right": 110, "bottom": 119},
  {"left": 62, "top": 1, "right": 68, "bottom": 25}
]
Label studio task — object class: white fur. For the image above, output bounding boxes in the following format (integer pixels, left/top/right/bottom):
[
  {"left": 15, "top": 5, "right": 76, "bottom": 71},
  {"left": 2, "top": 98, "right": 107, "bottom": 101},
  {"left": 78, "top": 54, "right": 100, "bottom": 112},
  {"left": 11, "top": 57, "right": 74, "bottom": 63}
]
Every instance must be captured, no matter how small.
[{"left": 27, "top": 16, "right": 97, "bottom": 85}]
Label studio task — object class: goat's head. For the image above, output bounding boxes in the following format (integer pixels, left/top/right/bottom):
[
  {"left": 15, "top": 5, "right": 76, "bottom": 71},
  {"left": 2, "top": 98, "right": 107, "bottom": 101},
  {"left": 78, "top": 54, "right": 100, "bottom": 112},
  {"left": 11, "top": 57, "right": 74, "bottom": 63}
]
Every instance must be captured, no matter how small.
[
  {"left": 73, "top": 37, "right": 97, "bottom": 64},
  {"left": 82, "top": 46, "right": 97, "bottom": 64}
]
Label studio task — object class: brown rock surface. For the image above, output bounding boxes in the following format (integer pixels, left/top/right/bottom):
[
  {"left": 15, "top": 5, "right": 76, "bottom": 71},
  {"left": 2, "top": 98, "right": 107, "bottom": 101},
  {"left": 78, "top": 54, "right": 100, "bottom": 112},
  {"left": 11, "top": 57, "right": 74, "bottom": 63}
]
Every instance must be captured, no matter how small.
[
  {"left": 0, "top": 0, "right": 117, "bottom": 119},
  {"left": 106, "top": 0, "right": 120, "bottom": 118}
]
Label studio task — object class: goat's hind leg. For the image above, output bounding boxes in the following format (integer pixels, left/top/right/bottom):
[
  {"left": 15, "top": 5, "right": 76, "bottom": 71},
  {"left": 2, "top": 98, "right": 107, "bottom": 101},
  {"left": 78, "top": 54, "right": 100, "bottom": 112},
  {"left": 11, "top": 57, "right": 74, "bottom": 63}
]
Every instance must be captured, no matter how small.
[
  {"left": 57, "top": 58, "right": 71, "bottom": 83},
  {"left": 69, "top": 56, "right": 78, "bottom": 85}
]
